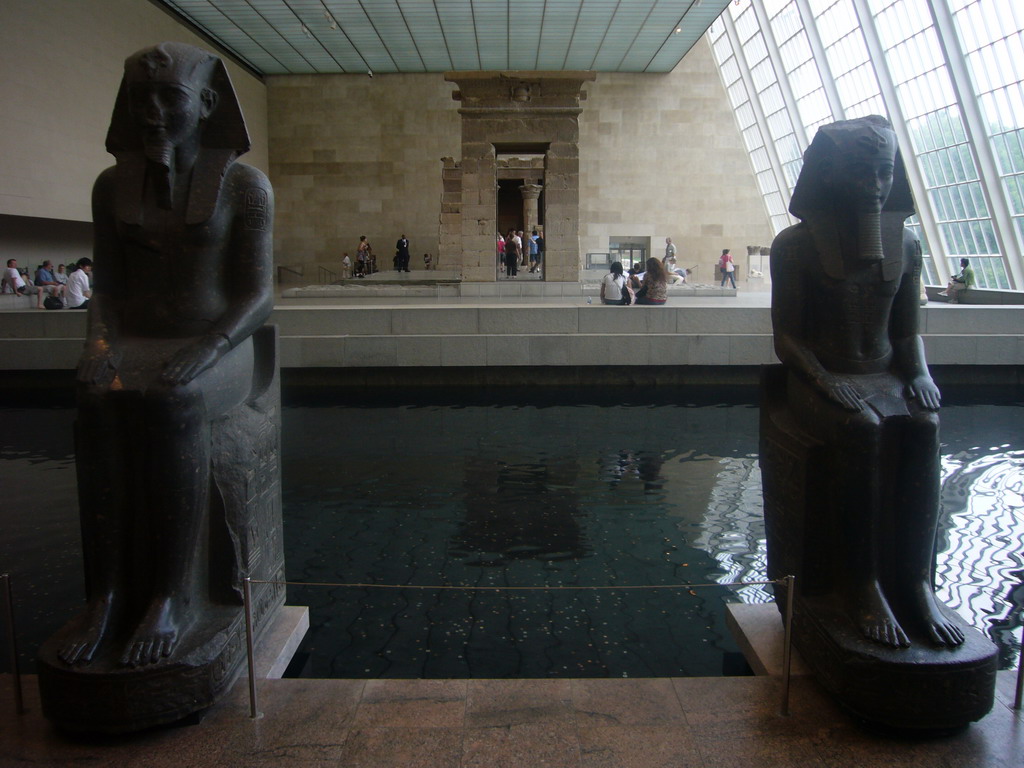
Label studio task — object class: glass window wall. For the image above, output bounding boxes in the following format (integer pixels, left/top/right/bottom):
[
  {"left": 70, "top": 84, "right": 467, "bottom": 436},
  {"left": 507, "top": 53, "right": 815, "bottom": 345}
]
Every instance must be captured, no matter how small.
[{"left": 710, "top": 0, "right": 1024, "bottom": 289}]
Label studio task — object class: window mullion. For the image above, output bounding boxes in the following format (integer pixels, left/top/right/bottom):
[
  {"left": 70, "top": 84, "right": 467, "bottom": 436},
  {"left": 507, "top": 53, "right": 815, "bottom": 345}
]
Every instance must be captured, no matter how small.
[
  {"left": 751, "top": 0, "right": 812, "bottom": 149},
  {"left": 850, "top": 0, "right": 950, "bottom": 284},
  {"left": 722, "top": 11, "right": 797, "bottom": 229},
  {"left": 928, "top": 0, "right": 1023, "bottom": 289},
  {"left": 792, "top": 0, "right": 846, "bottom": 123}
]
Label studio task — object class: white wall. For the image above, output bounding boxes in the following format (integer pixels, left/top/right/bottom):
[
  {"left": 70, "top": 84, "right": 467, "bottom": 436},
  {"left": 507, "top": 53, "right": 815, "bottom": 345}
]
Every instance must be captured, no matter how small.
[{"left": 0, "top": 0, "right": 269, "bottom": 223}]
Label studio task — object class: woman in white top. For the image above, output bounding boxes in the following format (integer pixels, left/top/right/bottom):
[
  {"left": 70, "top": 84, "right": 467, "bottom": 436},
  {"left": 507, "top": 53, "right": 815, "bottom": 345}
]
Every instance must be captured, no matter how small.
[{"left": 600, "top": 262, "right": 629, "bottom": 305}]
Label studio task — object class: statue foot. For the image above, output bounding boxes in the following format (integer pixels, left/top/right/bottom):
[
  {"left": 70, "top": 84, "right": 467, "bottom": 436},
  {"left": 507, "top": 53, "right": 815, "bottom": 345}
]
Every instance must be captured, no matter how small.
[
  {"left": 851, "top": 584, "right": 910, "bottom": 648},
  {"left": 58, "top": 592, "right": 115, "bottom": 665},
  {"left": 120, "top": 596, "right": 185, "bottom": 667},
  {"left": 910, "top": 585, "right": 966, "bottom": 647}
]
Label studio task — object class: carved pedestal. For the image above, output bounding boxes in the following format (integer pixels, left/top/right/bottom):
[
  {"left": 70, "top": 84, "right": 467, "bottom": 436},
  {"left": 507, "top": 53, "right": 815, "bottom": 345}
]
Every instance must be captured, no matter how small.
[
  {"left": 759, "top": 365, "right": 996, "bottom": 730},
  {"left": 38, "top": 327, "right": 286, "bottom": 734}
]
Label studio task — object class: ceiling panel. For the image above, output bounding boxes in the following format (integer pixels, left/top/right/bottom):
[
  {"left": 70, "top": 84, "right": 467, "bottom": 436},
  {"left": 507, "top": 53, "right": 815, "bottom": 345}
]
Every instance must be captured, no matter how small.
[{"left": 155, "top": 0, "right": 730, "bottom": 77}]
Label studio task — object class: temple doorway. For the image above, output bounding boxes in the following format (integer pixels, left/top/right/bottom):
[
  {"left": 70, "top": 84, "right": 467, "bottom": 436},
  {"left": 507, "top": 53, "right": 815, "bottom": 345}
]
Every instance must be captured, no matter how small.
[
  {"left": 443, "top": 71, "right": 594, "bottom": 282},
  {"left": 496, "top": 150, "right": 546, "bottom": 280}
]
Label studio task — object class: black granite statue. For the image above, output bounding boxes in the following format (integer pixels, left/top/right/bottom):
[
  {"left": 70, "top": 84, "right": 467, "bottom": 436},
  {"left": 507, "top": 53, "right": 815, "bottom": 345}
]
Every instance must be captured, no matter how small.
[
  {"left": 38, "top": 42, "right": 285, "bottom": 733},
  {"left": 760, "top": 115, "right": 996, "bottom": 729}
]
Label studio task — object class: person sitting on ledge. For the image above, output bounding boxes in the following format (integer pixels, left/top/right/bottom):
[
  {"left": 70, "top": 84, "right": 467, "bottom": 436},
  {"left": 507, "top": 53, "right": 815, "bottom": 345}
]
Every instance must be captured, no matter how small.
[
  {"left": 3, "top": 258, "right": 46, "bottom": 308},
  {"left": 65, "top": 257, "right": 92, "bottom": 309},
  {"left": 35, "top": 260, "right": 66, "bottom": 303},
  {"left": 940, "top": 257, "right": 975, "bottom": 303},
  {"left": 635, "top": 257, "right": 668, "bottom": 305},
  {"left": 600, "top": 261, "right": 629, "bottom": 305}
]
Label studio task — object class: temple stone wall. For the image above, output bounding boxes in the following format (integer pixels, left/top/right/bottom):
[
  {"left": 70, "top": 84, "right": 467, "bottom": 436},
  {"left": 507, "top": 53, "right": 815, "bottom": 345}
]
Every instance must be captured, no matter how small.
[
  {"left": 267, "top": 75, "right": 461, "bottom": 272},
  {"left": 266, "top": 39, "right": 775, "bottom": 279},
  {"left": 578, "top": 40, "right": 775, "bottom": 281}
]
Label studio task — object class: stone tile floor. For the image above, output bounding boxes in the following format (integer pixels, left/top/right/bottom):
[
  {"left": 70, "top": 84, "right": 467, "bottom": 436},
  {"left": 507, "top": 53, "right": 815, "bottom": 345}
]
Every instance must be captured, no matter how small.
[{"left": 2, "top": 672, "right": 1021, "bottom": 767}]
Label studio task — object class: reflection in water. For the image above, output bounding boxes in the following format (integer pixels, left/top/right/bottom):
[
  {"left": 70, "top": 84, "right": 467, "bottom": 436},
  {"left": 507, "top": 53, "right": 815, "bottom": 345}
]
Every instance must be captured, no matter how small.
[
  {"left": 452, "top": 458, "right": 587, "bottom": 564},
  {"left": 938, "top": 447, "right": 1024, "bottom": 670},
  {"left": 1, "top": 395, "right": 1021, "bottom": 678},
  {"left": 691, "top": 457, "right": 771, "bottom": 605}
]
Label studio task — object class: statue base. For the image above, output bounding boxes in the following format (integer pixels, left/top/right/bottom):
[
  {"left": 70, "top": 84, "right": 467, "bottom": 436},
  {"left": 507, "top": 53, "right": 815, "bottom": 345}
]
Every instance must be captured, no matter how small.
[
  {"left": 783, "top": 595, "right": 996, "bottom": 730},
  {"left": 759, "top": 365, "right": 997, "bottom": 730},
  {"left": 37, "top": 582, "right": 285, "bottom": 734}
]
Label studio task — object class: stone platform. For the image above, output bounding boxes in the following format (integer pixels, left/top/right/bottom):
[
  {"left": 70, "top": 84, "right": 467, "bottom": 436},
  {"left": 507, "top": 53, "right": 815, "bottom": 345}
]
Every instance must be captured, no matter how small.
[{"left": 1, "top": 288, "right": 1022, "bottom": 373}]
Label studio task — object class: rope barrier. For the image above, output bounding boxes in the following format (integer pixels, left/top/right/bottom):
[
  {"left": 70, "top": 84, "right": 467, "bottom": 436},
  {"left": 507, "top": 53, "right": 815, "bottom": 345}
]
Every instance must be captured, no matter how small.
[{"left": 249, "top": 578, "right": 784, "bottom": 591}]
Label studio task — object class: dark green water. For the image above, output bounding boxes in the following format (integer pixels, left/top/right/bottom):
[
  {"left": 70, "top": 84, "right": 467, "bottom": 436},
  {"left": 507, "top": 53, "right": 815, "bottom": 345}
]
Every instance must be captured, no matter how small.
[{"left": 2, "top": 387, "right": 1021, "bottom": 677}]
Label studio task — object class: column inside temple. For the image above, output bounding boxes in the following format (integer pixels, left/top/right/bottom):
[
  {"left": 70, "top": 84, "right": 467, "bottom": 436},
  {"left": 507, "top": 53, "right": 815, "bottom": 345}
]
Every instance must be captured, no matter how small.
[{"left": 519, "top": 183, "right": 543, "bottom": 266}]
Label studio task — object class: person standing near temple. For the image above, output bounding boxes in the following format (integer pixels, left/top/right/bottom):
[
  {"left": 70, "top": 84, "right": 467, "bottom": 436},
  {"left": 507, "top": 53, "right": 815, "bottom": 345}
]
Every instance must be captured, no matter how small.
[
  {"left": 528, "top": 230, "right": 540, "bottom": 272},
  {"left": 719, "top": 248, "right": 736, "bottom": 289},
  {"left": 358, "top": 235, "right": 373, "bottom": 275},
  {"left": 396, "top": 234, "right": 410, "bottom": 272},
  {"left": 506, "top": 229, "right": 520, "bottom": 277}
]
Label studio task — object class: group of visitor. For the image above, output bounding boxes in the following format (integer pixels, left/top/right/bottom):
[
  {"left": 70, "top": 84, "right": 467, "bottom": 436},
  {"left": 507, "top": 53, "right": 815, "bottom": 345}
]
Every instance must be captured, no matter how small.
[
  {"left": 600, "top": 258, "right": 669, "bottom": 305},
  {"left": 497, "top": 229, "right": 544, "bottom": 277},
  {"left": 341, "top": 234, "right": 435, "bottom": 278},
  {"left": 2, "top": 257, "right": 91, "bottom": 309},
  {"left": 598, "top": 243, "right": 742, "bottom": 305}
]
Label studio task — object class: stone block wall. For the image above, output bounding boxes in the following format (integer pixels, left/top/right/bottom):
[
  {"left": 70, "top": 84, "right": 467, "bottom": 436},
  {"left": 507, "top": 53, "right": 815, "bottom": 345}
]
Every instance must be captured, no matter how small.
[
  {"left": 267, "top": 74, "right": 461, "bottom": 273},
  {"left": 266, "top": 39, "right": 775, "bottom": 280},
  {"left": 578, "top": 40, "right": 775, "bottom": 281}
]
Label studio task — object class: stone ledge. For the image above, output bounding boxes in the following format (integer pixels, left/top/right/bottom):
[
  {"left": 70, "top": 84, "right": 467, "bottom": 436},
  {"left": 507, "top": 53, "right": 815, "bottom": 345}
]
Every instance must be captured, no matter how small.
[
  {"left": 926, "top": 285, "right": 1024, "bottom": 305},
  {"left": 1, "top": 304, "right": 1020, "bottom": 370}
]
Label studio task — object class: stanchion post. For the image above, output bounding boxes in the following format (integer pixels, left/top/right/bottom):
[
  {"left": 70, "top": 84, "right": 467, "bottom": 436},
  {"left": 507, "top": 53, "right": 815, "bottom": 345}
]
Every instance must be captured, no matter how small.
[
  {"left": 1014, "top": 628, "right": 1023, "bottom": 710},
  {"left": 780, "top": 574, "right": 795, "bottom": 717},
  {"left": 2, "top": 573, "right": 25, "bottom": 715},
  {"left": 243, "top": 577, "right": 259, "bottom": 719}
]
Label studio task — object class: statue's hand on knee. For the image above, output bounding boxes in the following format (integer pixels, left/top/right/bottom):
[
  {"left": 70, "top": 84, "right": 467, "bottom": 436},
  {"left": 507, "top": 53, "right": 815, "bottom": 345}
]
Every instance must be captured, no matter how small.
[
  {"left": 907, "top": 375, "right": 941, "bottom": 411},
  {"left": 76, "top": 343, "right": 121, "bottom": 389},
  {"left": 818, "top": 375, "right": 865, "bottom": 412},
  {"left": 160, "top": 334, "right": 230, "bottom": 386}
]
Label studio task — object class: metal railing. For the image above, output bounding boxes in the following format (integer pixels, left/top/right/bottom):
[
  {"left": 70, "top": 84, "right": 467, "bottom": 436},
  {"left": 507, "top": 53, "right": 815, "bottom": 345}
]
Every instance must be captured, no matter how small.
[
  {"left": 275, "top": 265, "right": 304, "bottom": 284},
  {"left": 2, "top": 574, "right": 25, "bottom": 714},
  {"left": 317, "top": 266, "right": 336, "bottom": 284}
]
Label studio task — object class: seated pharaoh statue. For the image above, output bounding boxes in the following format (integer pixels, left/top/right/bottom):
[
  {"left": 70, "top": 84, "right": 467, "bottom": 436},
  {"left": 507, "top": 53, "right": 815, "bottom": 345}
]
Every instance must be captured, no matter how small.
[
  {"left": 38, "top": 42, "right": 286, "bottom": 734},
  {"left": 760, "top": 115, "right": 996, "bottom": 729}
]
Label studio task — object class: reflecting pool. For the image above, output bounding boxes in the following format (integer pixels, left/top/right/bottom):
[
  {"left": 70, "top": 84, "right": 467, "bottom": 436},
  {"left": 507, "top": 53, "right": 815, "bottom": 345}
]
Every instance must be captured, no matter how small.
[{"left": 1, "top": 387, "right": 1021, "bottom": 678}]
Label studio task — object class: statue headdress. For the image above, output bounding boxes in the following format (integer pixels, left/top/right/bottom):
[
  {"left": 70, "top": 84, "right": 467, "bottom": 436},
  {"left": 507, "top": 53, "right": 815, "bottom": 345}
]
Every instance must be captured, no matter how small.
[
  {"left": 105, "top": 42, "right": 251, "bottom": 225},
  {"left": 788, "top": 115, "right": 914, "bottom": 281}
]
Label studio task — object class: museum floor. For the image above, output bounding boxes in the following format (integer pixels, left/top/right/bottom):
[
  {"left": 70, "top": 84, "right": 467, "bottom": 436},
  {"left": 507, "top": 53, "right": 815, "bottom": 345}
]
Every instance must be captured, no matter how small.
[{"left": 2, "top": 671, "right": 1021, "bottom": 767}]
